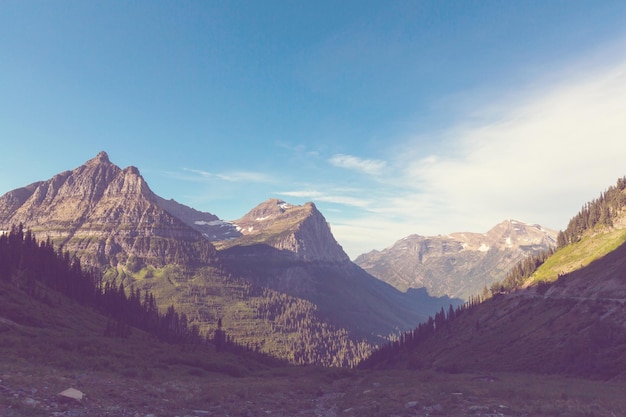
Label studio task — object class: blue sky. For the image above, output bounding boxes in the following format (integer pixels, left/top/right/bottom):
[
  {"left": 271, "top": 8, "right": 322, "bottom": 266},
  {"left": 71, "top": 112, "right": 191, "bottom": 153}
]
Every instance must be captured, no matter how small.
[{"left": 2, "top": 1, "right": 626, "bottom": 258}]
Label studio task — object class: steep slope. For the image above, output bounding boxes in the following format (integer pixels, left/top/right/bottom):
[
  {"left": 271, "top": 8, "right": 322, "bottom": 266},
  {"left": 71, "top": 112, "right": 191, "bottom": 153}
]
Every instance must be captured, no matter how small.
[
  {"left": 0, "top": 152, "right": 218, "bottom": 270},
  {"left": 0, "top": 236, "right": 281, "bottom": 416},
  {"left": 362, "top": 180, "right": 626, "bottom": 380},
  {"left": 215, "top": 199, "right": 459, "bottom": 345},
  {"left": 355, "top": 220, "right": 556, "bottom": 299},
  {"left": 366, "top": 247, "right": 626, "bottom": 379}
]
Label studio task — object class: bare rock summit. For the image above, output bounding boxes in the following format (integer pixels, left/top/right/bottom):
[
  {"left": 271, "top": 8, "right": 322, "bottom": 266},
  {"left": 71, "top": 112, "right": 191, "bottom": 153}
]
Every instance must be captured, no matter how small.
[
  {"left": 0, "top": 151, "right": 218, "bottom": 270},
  {"left": 218, "top": 198, "right": 349, "bottom": 263}
]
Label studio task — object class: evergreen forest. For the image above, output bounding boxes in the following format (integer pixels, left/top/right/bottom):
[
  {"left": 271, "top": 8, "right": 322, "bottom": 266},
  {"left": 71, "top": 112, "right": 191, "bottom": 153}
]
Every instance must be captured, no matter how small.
[{"left": 0, "top": 224, "right": 269, "bottom": 359}]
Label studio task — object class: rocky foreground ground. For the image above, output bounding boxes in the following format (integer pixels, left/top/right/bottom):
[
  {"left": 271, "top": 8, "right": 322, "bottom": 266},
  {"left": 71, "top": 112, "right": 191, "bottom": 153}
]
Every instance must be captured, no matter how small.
[{"left": 2, "top": 361, "right": 625, "bottom": 417}]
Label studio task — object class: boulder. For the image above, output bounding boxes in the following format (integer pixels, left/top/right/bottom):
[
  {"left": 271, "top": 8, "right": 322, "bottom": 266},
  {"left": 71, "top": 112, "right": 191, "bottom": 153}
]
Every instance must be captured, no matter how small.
[{"left": 58, "top": 387, "right": 84, "bottom": 403}]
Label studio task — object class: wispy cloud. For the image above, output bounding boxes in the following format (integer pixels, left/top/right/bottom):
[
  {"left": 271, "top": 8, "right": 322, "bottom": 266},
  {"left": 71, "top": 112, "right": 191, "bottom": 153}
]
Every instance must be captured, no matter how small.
[
  {"left": 327, "top": 55, "right": 626, "bottom": 258},
  {"left": 330, "top": 216, "right": 418, "bottom": 258},
  {"left": 316, "top": 195, "right": 371, "bottom": 208},
  {"left": 277, "top": 190, "right": 324, "bottom": 199},
  {"left": 277, "top": 190, "right": 371, "bottom": 208},
  {"left": 183, "top": 168, "right": 274, "bottom": 183},
  {"left": 328, "top": 154, "right": 387, "bottom": 175},
  {"left": 165, "top": 54, "right": 626, "bottom": 261}
]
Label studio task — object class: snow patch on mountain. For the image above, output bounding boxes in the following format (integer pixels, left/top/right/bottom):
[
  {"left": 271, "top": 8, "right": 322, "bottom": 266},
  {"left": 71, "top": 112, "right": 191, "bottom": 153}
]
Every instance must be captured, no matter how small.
[{"left": 195, "top": 220, "right": 230, "bottom": 226}]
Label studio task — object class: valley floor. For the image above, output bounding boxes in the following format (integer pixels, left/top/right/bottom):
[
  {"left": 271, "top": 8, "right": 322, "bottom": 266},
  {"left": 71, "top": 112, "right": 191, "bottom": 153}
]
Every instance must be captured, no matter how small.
[{"left": 2, "top": 361, "right": 625, "bottom": 417}]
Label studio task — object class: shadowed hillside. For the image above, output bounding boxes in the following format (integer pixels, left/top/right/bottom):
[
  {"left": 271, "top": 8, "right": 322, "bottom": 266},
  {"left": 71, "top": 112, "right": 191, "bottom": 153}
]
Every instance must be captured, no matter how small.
[{"left": 361, "top": 177, "right": 626, "bottom": 381}]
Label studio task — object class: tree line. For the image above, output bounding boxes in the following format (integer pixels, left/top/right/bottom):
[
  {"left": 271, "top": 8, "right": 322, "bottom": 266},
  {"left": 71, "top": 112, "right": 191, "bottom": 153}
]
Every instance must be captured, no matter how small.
[
  {"left": 557, "top": 176, "right": 626, "bottom": 248},
  {"left": 249, "top": 289, "right": 373, "bottom": 367},
  {"left": 359, "top": 176, "right": 626, "bottom": 371},
  {"left": 359, "top": 294, "right": 483, "bottom": 369},
  {"left": 488, "top": 248, "right": 555, "bottom": 294},
  {"left": 484, "top": 176, "right": 626, "bottom": 296},
  {"left": 0, "top": 224, "right": 266, "bottom": 358}
]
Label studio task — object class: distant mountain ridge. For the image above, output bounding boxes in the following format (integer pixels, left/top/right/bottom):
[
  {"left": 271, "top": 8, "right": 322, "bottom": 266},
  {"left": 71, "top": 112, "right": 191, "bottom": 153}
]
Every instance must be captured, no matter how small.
[{"left": 355, "top": 220, "right": 557, "bottom": 299}]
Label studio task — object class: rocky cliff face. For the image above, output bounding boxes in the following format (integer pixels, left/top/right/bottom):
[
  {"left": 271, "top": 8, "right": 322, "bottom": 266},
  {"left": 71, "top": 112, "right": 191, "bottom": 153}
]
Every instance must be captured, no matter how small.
[
  {"left": 355, "top": 220, "right": 557, "bottom": 299},
  {"left": 0, "top": 152, "right": 218, "bottom": 269},
  {"left": 217, "top": 199, "right": 349, "bottom": 263}
]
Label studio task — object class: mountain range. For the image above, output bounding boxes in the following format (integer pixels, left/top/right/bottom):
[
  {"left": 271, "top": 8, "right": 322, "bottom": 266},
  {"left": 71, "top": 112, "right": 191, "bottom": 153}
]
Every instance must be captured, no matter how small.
[
  {"left": 0, "top": 152, "right": 457, "bottom": 365},
  {"left": 6, "top": 151, "right": 620, "bottom": 375},
  {"left": 1, "top": 150, "right": 626, "bottom": 386},
  {"left": 356, "top": 220, "right": 557, "bottom": 299}
]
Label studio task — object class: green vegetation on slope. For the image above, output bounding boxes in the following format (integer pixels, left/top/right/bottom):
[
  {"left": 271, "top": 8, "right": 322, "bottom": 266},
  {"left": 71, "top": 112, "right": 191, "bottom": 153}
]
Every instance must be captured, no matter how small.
[
  {"left": 108, "top": 262, "right": 373, "bottom": 367},
  {"left": 0, "top": 280, "right": 263, "bottom": 378},
  {"left": 528, "top": 227, "right": 626, "bottom": 285},
  {"left": 488, "top": 176, "right": 626, "bottom": 294},
  {"left": 557, "top": 176, "right": 626, "bottom": 247}
]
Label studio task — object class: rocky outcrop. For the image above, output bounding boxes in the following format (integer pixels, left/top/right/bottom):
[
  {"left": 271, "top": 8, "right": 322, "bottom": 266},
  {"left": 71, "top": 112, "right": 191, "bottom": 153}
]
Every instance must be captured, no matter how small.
[
  {"left": 0, "top": 151, "right": 218, "bottom": 269},
  {"left": 355, "top": 220, "right": 557, "bottom": 299},
  {"left": 218, "top": 199, "right": 349, "bottom": 263}
]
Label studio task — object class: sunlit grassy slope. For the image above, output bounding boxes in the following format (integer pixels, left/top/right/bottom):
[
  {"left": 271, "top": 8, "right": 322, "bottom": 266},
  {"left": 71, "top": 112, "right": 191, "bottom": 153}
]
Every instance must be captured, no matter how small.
[{"left": 527, "top": 227, "right": 626, "bottom": 285}]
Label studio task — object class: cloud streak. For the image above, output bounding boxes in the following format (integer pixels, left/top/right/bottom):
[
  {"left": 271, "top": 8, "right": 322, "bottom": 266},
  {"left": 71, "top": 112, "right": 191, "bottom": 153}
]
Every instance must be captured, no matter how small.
[
  {"left": 277, "top": 190, "right": 372, "bottom": 208},
  {"left": 183, "top": 168, "right": 274, "bottom": 183},
  {"left": 329, "top": 55, "right": 626, "bottom": 257},
  {"left": 328, "top": 154, "right": 387, "bottom": 175}
]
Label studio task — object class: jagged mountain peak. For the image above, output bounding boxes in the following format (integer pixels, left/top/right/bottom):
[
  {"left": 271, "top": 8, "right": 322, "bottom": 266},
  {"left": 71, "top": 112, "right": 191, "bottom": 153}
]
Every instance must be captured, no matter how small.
[
  {"left": 123, "top": 165, "right": 140, "bottom": 175},
  {"left": 0, "top": 152, "right": 218, "bottom": 269},
  {"left": 86, "top": 150, "right": 112, "bottom": 165},
  {"left": 238, "top": 198, "right": 302, "bottom": 223},
  {"left": 446, "top": 219, "right": 557, "bottom": 251},
  {"left": 217, "top": 198, "right": 434, "bottom": 343},
  {"left": 234, "top": 199, "right": 316, "bottom": 235}
]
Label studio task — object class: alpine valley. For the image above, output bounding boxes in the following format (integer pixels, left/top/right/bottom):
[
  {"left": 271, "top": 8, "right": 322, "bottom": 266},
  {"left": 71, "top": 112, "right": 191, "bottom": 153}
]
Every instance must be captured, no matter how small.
[
  {"left": 1, "top": 153, "right": 626, "bottom": 416},
  {"left": 361, "top": 176, "right": 626, "bottom": 381},
  {"left": 0, "top": 152, "right": 457, "bottom": 366}
]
